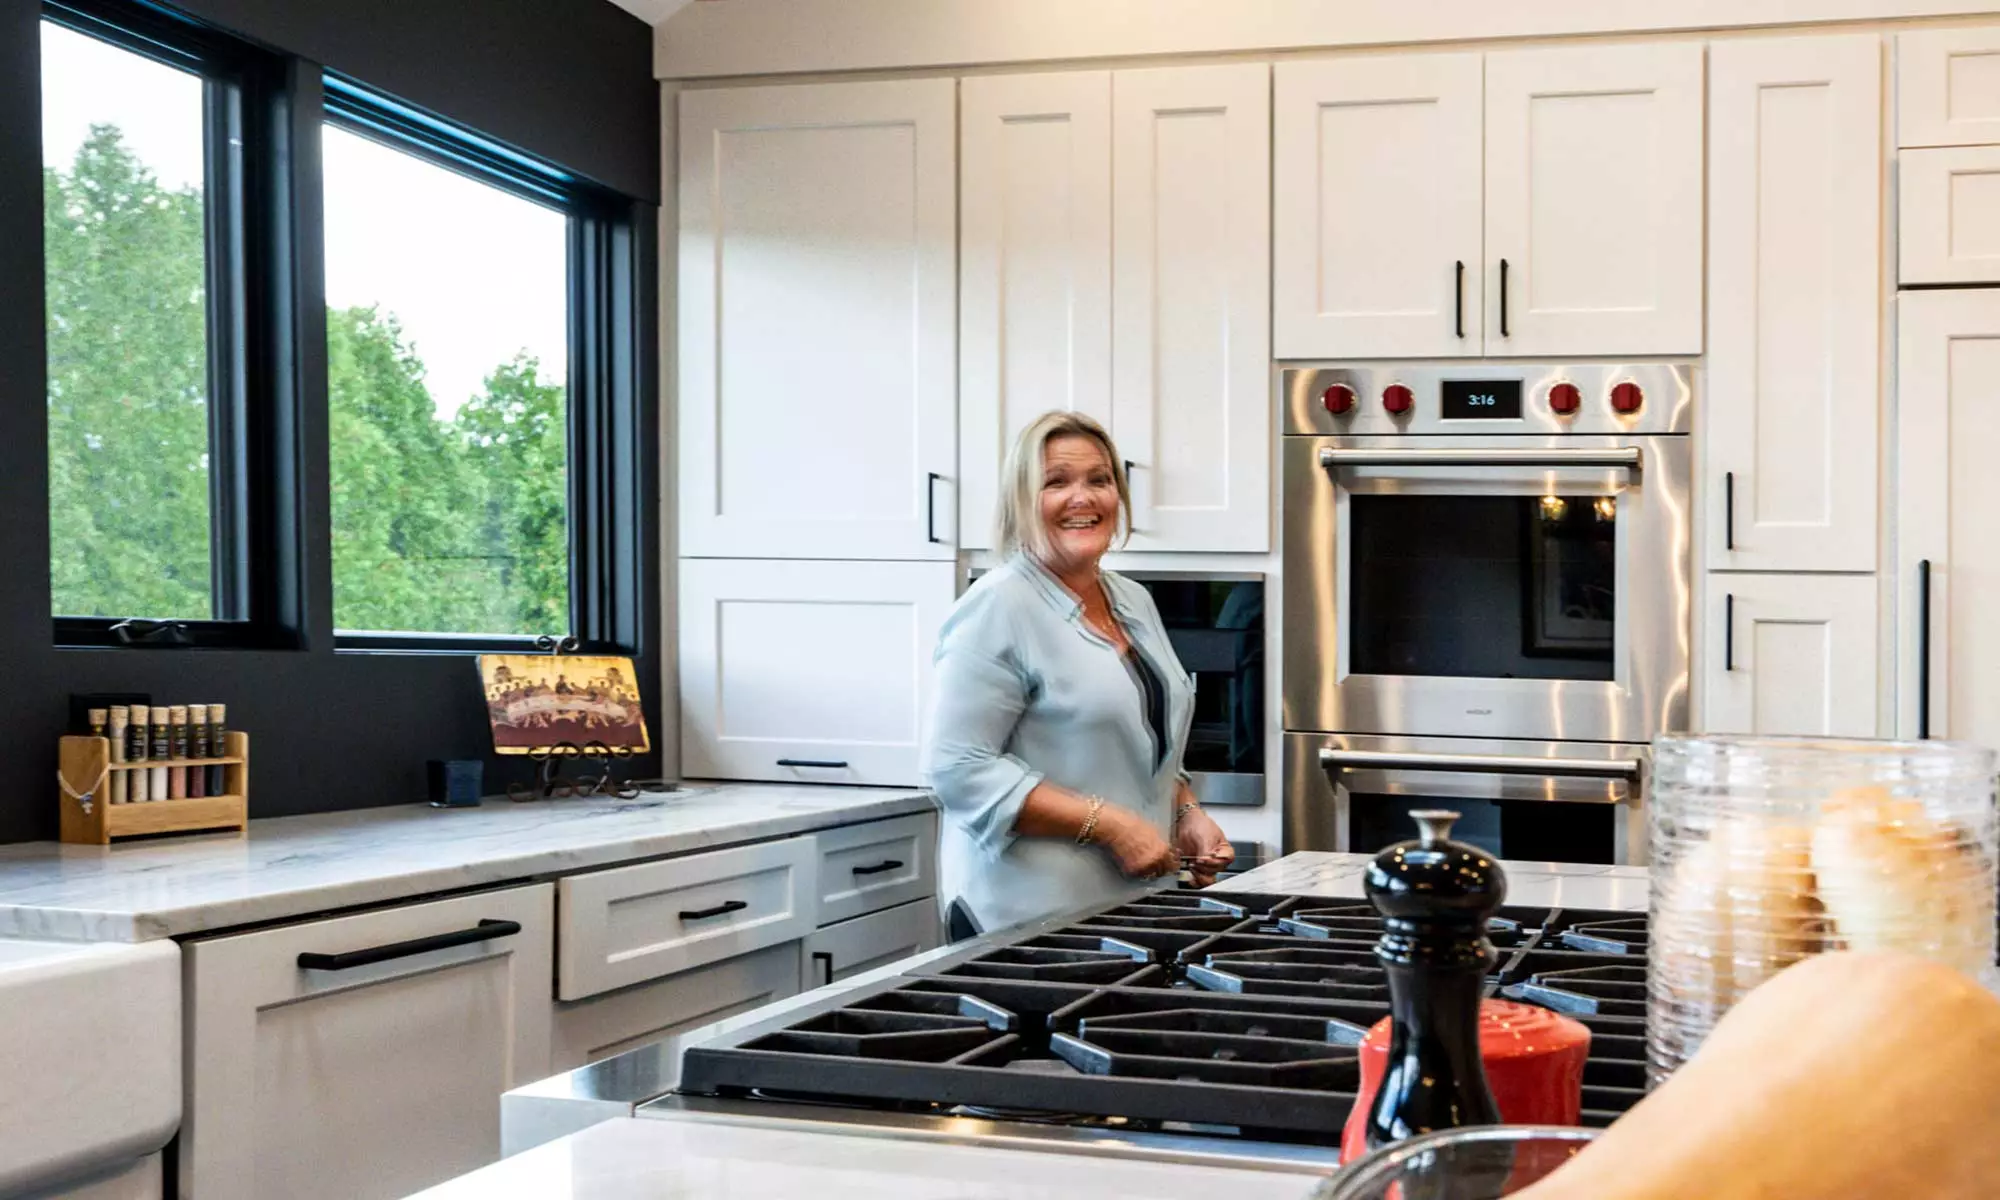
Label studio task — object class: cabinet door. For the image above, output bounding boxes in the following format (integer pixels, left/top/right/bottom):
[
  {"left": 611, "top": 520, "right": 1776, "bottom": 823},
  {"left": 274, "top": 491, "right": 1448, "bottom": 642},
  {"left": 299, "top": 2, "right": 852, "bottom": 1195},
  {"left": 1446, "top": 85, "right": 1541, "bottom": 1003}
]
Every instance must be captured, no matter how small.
[
  {"left": 182, "top": 885, "right": 554, "bottom": 1200},
  {"left": 1704, "top": 575, "right": 1877, "bottom": 737},
  {"left": 1484, "top": 43, "right": 1704, "bottom": 356},
  {"left": 959, "top": 72, "right": 1112, "bottom": 550},
  {"left": 1706, "top": 35, "right": 1882, "bottom": 573},
  {"left": 803, "top": 899, "right": 942, "bottom": 989},
  {"left": 679, "top": 80, "right": 956, "bottom": 560},
  {"left": 1898, "top": 27, "right": 2000, "bottom": 147},
  {"left": 550, "top": 941, "right": 800, "bottom": 1071},
  {"left": 1899, "top": 146, "right": 2000, "bottom": 285},
  {"left": 1112, "top": 64, "right": 1271, "bottom": 552},
  {"left": 679, "top": 558, "right": 956, "bottom": 785},
  {"left": 1897, "top": 290, "right": 2000, "bottom": 745},
  {"left": 1272, "top": 54, "right": 1484, "bottom": 359}
]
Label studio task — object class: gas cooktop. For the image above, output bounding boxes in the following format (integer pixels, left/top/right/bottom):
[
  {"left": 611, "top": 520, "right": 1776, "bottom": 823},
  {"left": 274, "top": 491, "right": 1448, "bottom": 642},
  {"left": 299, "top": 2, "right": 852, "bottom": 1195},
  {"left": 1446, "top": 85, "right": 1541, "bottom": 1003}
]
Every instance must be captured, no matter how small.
[{"left": 678, "top": 890, "right": 1653, "bottom": 1145}]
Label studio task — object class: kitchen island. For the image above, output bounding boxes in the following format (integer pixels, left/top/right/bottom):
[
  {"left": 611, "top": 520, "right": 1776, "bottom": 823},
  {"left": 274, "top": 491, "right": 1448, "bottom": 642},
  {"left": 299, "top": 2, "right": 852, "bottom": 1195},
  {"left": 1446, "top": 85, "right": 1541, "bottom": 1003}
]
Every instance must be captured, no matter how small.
[{"left": 476, "top": 850, "right": 1650, "bottom": 1196}]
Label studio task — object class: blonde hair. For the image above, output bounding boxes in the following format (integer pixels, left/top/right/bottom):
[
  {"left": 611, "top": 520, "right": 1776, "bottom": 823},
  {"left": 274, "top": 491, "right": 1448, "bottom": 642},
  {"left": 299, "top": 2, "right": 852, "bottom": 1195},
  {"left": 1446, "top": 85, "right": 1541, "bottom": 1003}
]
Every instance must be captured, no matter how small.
[{"left": 993, "top": 410, "right": 1132, "bottom": 559}]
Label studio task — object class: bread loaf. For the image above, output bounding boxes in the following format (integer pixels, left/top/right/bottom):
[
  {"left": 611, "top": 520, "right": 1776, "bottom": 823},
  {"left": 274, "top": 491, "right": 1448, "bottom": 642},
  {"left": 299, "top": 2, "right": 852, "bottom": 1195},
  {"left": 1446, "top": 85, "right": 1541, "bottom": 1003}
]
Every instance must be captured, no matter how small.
[
  {"left": 1651, "top": 817, "right": 1824, "bottom": 1029},
  {"left": 1811, "top": 785, "right": 1994, "bottom": 978}
]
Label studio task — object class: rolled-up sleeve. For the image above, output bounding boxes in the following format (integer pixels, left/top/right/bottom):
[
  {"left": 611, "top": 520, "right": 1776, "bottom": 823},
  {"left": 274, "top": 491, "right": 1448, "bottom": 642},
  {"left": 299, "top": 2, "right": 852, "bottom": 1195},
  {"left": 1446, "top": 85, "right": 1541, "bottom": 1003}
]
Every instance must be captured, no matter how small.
[{"left": 922, "top": 595, "right": 1043, "bottom": 861}]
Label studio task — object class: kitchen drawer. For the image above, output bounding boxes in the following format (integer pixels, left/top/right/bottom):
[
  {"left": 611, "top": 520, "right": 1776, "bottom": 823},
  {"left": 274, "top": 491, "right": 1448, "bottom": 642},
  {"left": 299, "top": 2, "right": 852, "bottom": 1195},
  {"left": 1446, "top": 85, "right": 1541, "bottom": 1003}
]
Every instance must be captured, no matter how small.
[
  {"left": 1900, "top": 146, "right": 2000, "bottom": 285},
  {"left": 1898, "top": 27, "right": 2000, "bottom": 148},
  {"left": 551, "top": 941, "right": 802, "bottom": 1071},
  {"left": 814, "top": 812, "right": 937, "bottom": 926},
  {"left": 803, "top": 899, "right": 942, "bottom": 989},
  {"left": 557, "top": 837, "right": 816, "bottom": 1001}
]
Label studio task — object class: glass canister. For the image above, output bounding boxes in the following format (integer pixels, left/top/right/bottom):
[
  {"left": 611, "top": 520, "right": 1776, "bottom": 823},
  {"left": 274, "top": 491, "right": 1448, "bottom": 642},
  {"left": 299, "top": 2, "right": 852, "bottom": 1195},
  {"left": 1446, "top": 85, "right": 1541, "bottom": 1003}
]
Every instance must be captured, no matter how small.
[{"left": 1648, "top": 734, "right": 1998, "bottom": 1087}]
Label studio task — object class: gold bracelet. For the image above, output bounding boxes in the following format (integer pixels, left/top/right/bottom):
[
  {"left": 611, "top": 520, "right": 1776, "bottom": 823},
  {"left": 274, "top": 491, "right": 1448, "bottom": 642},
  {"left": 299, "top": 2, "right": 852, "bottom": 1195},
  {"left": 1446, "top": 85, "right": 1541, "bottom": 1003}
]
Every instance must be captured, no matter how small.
[
  {"left": 1076, "top": 797, "right": 1107, "bottom": 845},
  {"left": 1173, "top": 800, "right": 1201, "bottom": 826}
]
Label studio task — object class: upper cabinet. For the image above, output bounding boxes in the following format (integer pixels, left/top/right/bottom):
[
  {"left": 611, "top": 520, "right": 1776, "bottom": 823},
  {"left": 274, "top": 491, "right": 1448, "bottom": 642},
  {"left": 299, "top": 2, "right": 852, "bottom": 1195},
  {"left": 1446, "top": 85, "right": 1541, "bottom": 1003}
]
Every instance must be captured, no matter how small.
[
  {"left": 1898, "top": 27, "right": 2000, "bottom": 147},
  {"left": 1272, "top": 54, "right": 1483, "bottom": 359},
  {"left": 958, "top": 73, "right": 1113, "bottom": 552},
  {"left": 958, "top": 65, "right": 1270, "bottom": 554},
  {"left": 1705, "top": 35, "right": 1882, "bottom": 574},
  {"left": 1898, "top": 145, "right": 2000, "bottom": 285},
  {"left": 679, "top": 81, "right": 957, "bottom": 560},
  {"left": 1274, "top": 44, "right": 1703, "bottom": 360},
  {"left": 1112, "top": 64, "right": 1271, "bottom": 553}
]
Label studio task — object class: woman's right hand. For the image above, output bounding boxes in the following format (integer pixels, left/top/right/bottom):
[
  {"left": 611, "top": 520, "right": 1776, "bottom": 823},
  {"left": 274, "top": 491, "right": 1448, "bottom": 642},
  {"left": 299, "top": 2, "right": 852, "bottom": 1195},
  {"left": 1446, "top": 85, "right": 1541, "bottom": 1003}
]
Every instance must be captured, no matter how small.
[{"left": 1093, "top": 806, "right": 1179, "bottom": 879}]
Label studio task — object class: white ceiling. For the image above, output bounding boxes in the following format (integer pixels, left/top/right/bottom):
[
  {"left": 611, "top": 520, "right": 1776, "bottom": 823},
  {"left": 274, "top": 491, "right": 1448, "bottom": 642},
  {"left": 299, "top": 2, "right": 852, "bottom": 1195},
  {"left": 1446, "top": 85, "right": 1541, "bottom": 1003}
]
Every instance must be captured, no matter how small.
[{"left": 605, "top": 0, "right": 694, "bottom": 23}]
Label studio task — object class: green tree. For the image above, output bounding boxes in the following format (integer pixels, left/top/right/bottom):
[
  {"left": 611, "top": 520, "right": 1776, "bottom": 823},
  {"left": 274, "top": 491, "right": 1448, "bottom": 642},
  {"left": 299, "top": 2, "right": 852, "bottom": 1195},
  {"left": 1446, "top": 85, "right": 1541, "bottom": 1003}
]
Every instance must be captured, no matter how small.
[{"left": 456, "top": 355, "right": 569, "bottom": 636}]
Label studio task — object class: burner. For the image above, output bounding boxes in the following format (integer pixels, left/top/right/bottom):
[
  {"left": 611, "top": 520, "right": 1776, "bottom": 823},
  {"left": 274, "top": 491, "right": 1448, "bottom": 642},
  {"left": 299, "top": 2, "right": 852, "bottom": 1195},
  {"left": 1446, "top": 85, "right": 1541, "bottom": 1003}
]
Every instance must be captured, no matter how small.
[
  {"left": 1185, "top": 952, "right": 1389, "bottom": 1002},
  {"left": 941, "top": 938, "right": 1154, "bottom": 985},
  {"left": 1557, "top": 918, "right": 1649, "bottom": 955},
  {"left": 1051, "top": 1028, "right": 1362, "bottom": 1089},
  {"left": 1274, "top": 905, "right": 1532, "bottom": 949},
  {"left": 1078, "top": 1005, "right": 1371, "bottom": 1046},
  {"left": 1503, "top": 965, "right": 1647, "bottom": 1019}
]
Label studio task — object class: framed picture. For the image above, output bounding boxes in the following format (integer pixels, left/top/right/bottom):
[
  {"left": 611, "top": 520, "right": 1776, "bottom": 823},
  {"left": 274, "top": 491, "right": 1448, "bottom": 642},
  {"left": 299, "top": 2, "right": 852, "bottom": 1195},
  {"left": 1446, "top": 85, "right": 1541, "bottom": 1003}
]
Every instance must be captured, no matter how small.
[
  {"left": 476, "top": 654, "right": 649, "bottom": 754},
  {"left": 1523, "top": 508, "right": 1615, "bottom": 656}
]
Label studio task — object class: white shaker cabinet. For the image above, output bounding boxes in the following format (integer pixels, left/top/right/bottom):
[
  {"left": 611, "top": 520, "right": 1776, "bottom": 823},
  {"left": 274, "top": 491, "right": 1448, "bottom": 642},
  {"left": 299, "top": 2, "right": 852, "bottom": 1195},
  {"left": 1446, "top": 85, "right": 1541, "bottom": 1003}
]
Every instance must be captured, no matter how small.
[
  {"left": 958, "top": 72, "right": 1113, "bottom": 550},
  {"left": 1703, "top": 574, "right": 1878, "bottom": 737},
  {"left": 1272, "top": 54, "right": 1483, "bottom": 359},
  {"left": 1899, "top": 146, "right": 2000, "bottom": 285},
  {"left": 1484, "top": 43, "right": 1704, "bottom": 357},
  {"left": 181, "top": 885, "right": 555, "bottom": 1200},
  {"left": 1112, "top": 64, "right": 1271, "bottom": 552},
  {"left": 1898, "top": 27, "right": 2000, "bottom": 147},
  {"left": 1897, "top": 290, "right": 2000, "bottom": 746},
  {"left": 678, "top": 558, "right": 955, "bottom": 785},
  {"left": 678, "top": 80, "right": 957, "bottom": 560},
  {"left": 804, "top": 899, "right": 942, "bottom": 988},
  {"left": 1705, "top": 35, "right": 1882, "bottom": 573}
]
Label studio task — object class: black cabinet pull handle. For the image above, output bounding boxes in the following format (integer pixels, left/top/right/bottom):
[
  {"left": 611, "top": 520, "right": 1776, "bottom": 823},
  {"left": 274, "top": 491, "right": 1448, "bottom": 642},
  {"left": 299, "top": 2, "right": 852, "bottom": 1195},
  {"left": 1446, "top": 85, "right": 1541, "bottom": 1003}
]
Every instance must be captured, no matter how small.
[
  {"left": 1919, "top": 559, "right": 1933, "bottom": 739},
  {"left": 811, "top": 950, "right": 835, "bottom": 986},
  {"left": 1498, "top": 258, "right": 1510, "bottom": 338},
  {"left": 1724, "top": 471, "right": 1736, "bottom": 551},
  {"left": 297, "top": 919, "right": 521, "bottom": 972},
  {"left": 776, "top": 758, "right": 848, "bottom": 769},
  {"left": 1724, "top": 593, "right": 1735, "bottom": 672},
  {"left": 925, "top": 472, "right": 943, "bottom": 544},
  {"left": 1123, "top": 461, "right": 1141, "bottom": 531},
  {"left": 1454, "top": 260, "right": 1465, "bottom": 339},
  {"left": 680, "top": 899, "right": 749, "bottom": 922},
  {"left": 851, "top": 859, "right": 905, "bottom": 876}
]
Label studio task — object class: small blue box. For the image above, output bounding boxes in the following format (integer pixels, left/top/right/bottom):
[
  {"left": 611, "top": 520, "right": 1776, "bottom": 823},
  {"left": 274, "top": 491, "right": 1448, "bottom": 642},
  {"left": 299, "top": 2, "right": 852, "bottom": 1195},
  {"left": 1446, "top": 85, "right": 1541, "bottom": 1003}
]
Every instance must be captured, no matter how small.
[{"left": 427, "top": 759, "right": 484, "bottom": 808}]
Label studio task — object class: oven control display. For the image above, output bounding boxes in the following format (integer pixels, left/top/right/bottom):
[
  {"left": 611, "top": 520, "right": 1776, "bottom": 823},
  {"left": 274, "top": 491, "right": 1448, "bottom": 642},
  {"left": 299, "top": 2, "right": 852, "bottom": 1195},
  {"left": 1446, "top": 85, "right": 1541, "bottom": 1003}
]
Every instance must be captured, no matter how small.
[{"left": 1440, "top": 379, "right": 1522, "bottom": 420}]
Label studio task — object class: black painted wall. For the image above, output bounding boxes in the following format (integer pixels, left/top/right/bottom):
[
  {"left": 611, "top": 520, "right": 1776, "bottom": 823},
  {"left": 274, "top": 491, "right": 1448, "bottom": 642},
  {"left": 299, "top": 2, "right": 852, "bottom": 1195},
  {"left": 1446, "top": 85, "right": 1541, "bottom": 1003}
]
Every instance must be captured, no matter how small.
[{"left": 0, "top": 0, "right": 660, "bottom": 843}]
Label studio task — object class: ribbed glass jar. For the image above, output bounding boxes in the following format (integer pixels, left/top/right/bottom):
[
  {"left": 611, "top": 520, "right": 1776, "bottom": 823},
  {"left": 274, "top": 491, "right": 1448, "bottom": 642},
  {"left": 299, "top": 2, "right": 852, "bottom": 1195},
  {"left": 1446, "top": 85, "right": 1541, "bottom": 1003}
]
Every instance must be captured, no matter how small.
[{"left": 1648, "top": 734, "right": 1998, "bottom": 1087}]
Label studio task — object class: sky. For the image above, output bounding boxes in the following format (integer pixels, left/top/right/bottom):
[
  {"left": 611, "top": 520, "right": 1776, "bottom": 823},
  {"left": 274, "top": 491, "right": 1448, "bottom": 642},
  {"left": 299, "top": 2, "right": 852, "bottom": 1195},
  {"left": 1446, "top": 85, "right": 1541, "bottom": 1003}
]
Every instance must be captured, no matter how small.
[{"left": 39, "top": 21, "right": 569, "bottom": 420}]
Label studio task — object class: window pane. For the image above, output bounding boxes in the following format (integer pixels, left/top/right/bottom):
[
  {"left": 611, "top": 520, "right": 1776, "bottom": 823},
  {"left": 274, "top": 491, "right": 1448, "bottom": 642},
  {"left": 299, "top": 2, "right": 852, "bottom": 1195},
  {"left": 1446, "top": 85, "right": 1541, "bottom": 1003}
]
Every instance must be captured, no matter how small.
[
  {"left": 322, "top": 125, "right": 571, "bottom": 637},
  {"left": 42, "top": 22, "right": 216, "bottom": 619}
]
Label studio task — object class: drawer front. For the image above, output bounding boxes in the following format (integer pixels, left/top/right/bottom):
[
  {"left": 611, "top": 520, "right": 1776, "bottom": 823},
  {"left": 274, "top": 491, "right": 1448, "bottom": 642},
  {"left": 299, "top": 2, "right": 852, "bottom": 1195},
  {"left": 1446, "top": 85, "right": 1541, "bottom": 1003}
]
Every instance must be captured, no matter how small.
[
  {"left": 557, "top": 837, "right": 816, "bottom": 1000},
  {"left": 1901, "top": 146, "right": 2000, "bottom": 285},
  {"left": 551, "top": 941, "right": 802, "bottom": 1070},
  {"left": 814, "top": 812, "right": 937, "bottom": 926},
  {"left": 803, "top": 899, "right": 942, "bottom": 989}
]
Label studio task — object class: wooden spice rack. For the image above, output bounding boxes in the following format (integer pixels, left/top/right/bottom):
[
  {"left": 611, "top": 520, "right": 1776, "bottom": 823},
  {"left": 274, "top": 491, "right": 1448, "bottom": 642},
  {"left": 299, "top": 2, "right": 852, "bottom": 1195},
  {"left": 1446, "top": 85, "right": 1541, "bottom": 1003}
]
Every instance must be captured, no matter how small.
[{"left": 59, "top": 732, "right": 249, "bottom": 844}]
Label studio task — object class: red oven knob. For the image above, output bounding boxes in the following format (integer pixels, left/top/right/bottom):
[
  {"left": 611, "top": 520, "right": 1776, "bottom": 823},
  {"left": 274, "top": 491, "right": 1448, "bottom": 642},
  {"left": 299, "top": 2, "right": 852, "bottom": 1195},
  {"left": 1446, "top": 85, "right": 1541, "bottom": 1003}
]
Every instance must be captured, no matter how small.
[
  {"left": 1382, "top": 384, "right": 1415, "bottom": 415},
  {"left": 1322, "top": 384, "right": 1356, "bottom": 415},
  {"left": 1548, "top": 382, "right": 1582, "bottom": 416},
  {"left": 1610, "top": 381, "right": 1644, "bottom": 414}
]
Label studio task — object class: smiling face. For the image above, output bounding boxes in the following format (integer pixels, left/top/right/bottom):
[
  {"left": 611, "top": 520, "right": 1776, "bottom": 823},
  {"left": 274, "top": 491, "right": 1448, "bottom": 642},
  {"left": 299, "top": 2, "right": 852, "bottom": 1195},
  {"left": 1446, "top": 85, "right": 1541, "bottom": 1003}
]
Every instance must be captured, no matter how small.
[{"left": 1038, "top": 433, "right": 1120, "bottom": 576}]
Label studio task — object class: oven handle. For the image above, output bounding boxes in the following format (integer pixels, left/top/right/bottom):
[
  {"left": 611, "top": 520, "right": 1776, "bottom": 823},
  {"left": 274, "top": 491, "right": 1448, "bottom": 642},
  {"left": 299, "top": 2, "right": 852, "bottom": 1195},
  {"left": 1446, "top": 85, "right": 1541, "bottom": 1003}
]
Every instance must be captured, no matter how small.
[
  {"left": 1319, "top": 447, "right": 1642, "bottom": 471},
  {"left": 1318, "top": 747, "right": 1644, "bottom": 783}
]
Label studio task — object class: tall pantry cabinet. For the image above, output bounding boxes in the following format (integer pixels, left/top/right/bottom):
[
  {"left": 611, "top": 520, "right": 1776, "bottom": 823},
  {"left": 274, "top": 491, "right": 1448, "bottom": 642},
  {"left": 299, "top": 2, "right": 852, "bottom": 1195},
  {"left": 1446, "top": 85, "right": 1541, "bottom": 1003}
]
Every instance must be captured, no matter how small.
[
  {"left": 1698, "top": 35, "right": 1884, "bottom": 738},
  {"left": 676, "top": 81, "right": 958, "bottom": 785}
]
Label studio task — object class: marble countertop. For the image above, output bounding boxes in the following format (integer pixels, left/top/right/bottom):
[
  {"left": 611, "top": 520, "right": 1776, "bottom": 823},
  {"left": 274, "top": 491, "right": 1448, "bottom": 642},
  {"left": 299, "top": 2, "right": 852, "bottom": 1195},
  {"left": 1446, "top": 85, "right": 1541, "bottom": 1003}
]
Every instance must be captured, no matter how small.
[
  {"left": 420, "top": 1114, "right": 1334, "bottom": 1200},
  {"left": 1226, "top": 850, "right": 1648, "bottom": 913},
  {"left": 0, "top": 784, "right": 934, "bottom": 942}
]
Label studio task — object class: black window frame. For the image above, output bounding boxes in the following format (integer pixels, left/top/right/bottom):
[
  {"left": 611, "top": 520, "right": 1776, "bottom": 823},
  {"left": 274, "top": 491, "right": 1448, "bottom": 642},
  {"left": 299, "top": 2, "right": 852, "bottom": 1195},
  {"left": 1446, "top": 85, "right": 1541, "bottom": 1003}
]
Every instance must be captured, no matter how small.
[
  {"left": 323, "top": 78, "right": 648, "bottom": 657},
  {"left": 44, "top": 0, "right": 306, "bottom": 651}
]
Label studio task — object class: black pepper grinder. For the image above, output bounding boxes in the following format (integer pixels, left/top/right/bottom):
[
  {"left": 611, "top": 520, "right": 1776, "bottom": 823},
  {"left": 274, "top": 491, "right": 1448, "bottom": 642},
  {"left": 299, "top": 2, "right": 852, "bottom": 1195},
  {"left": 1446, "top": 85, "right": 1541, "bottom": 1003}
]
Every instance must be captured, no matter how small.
[{"left": 1363, "top": 808, "right": 1508, "bottom": 1151}]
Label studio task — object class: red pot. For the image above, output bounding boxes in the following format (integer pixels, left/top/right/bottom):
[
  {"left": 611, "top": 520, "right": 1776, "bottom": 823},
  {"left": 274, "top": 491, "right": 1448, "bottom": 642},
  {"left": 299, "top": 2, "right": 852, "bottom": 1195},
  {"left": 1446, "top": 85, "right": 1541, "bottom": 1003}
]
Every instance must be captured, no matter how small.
[{"left": 1339, "top": 998, "right": 1593, "bottom": 1163}]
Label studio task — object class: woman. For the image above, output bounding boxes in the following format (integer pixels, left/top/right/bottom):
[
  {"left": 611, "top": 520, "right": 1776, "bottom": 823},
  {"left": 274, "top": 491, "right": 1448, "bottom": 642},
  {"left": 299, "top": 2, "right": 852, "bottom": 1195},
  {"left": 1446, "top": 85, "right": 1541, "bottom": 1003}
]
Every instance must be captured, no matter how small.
[{"left": 924, "top": 410, "right": 1235, "bottom": 939}]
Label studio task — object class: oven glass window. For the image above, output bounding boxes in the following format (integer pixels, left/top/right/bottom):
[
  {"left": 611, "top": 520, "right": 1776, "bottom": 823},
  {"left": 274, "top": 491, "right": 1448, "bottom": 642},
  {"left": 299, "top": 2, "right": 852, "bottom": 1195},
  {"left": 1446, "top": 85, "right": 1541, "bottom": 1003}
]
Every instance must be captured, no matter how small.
[
  {"left": 1349, "top": 494, "right": 1615, "bottom": 681},
  {"left": 1349, "top": 793, "right": 1616, "bottom": 865},
  {"left": 1143, "top": 580, "right": 1263, "bottom": 774}
]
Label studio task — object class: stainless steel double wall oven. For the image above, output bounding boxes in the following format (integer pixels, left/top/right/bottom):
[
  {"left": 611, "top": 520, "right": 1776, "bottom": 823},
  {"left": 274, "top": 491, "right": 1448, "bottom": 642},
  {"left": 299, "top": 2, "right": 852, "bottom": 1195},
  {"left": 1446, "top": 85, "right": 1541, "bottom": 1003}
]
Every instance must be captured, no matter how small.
[{"left": 1281, "top": 363, "right": 1692, "bottom": 865}]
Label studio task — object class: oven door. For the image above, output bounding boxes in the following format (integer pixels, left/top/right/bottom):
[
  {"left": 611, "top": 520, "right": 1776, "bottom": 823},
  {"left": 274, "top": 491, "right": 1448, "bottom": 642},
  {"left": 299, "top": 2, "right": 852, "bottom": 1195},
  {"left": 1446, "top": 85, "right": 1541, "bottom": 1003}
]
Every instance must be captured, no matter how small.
[
  {"left": 1282, "top": 433, "right": 1689, "bottom": 744},
  {"left": 1283, "top": 732, "right": 1647, "bottom": 865}
]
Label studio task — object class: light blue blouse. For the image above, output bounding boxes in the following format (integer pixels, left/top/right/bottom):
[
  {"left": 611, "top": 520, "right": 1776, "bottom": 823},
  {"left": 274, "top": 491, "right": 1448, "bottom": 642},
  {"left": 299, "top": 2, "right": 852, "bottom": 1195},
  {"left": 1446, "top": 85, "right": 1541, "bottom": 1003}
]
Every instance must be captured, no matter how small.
[{"left": 922, "top": 553, "right": 1195, "bottom": 934}]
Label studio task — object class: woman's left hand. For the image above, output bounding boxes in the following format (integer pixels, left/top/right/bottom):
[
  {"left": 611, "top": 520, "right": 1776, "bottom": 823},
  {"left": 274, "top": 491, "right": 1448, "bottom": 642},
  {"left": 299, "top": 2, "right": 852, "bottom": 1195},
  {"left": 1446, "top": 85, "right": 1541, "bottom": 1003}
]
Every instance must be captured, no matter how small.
[{"left": 1173, "top": 800, "right": 1234, "bottom": 888}]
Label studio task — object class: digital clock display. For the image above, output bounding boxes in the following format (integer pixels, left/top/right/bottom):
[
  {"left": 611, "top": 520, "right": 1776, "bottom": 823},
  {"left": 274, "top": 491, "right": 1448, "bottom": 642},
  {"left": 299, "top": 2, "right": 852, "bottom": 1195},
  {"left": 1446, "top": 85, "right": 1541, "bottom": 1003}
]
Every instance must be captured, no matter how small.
[{"left": 1440, "top": 379, "right": 1523, "bottom": 420}]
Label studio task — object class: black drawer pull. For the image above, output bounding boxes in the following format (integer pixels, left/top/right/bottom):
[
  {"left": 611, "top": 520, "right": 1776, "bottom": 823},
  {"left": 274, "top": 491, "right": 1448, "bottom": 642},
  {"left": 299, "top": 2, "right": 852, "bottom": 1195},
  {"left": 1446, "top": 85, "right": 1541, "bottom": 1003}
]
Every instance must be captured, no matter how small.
[
  {"left": 776, "top": 758, "right": 848, "bottom": 769},
  {"left": 811, "top": 950, "right": 835, "bottom": 986},
  {"left": 297, "top": 919, "right": 521, "bottom": 972},
  {"left": 851, "top": 859, "right": 905, "bottom": 877},
  {"left": 680, "top": 899, "right": 749, "bottom": 922}
]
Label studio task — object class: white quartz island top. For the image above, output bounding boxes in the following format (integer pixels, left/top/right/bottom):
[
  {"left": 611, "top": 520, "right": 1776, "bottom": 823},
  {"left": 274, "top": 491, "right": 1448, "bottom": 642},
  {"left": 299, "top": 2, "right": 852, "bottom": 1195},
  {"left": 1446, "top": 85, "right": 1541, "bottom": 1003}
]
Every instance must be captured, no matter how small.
[
  {"left": 0, "top": 784, "right": 934, "bottom": 941},
  {"left": 1226, "top": 850, "right": 1649, "bottom": 912},
  {"left": 412, "top": 1115, "right": 1334, "bottom": 1200}
]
